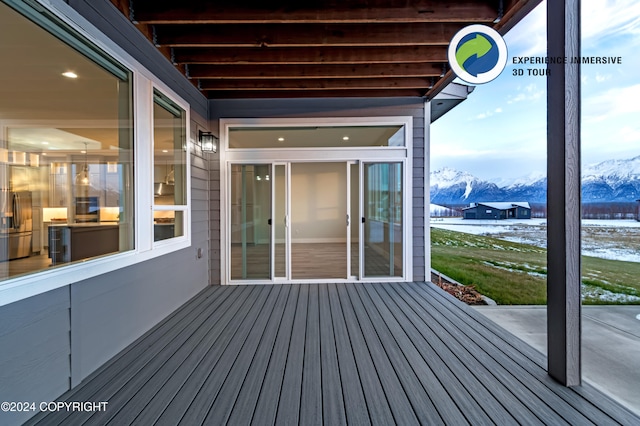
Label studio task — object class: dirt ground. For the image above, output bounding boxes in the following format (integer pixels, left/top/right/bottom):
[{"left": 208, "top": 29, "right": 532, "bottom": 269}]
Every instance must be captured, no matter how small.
[{"left": 430, "top": 272, "right": 487, "bottom": 305}]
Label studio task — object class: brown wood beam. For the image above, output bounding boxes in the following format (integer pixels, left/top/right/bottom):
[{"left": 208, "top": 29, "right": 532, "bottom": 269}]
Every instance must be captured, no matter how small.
[
  {"left": 109, "top": 0, "right": 131, "bottom": 18},
  {"left": 173, "top": 46, "right": 448, "bottom": 65},
  {"left": 203, "top": 89, "right": 427, "bottom": 99},
  {"left": 199, "top": 77, "right": 431, "bottom": 91},
  {"left": 188, "top": 63, "right": 443, "bottom": 79},
  {"left": 131, "top": 0, "right": 499, "bottom": 24},
  {"left": 155, "top": 23, "right": 464, "bottom": 48}
]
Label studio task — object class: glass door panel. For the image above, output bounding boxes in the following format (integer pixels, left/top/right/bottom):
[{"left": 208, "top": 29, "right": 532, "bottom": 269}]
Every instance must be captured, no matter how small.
[
  {"left": 230, "top": 164, "right": 271, "bottom": 279},
  {"left": 350, "top": 162, "right": 360, "bottom": 278},
  {"left": 363, "top": 162, "right": 403, "bottom": 278},
  {"left": 291, "top": 162, "right": 348, "bottom": 279},
  {"left": 273, "top": 164, "right": 287, "bottom": 278}
]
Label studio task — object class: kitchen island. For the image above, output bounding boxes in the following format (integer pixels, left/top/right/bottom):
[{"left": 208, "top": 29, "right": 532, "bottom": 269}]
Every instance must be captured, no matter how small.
[{"left": 48, "top": 223, "right": 119, "bottom": 265}]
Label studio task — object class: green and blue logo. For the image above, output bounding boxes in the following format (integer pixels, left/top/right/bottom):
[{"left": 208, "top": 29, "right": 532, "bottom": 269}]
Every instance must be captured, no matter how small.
[{"left": 448, "top": 25, "right": 507, "bottom": 84}]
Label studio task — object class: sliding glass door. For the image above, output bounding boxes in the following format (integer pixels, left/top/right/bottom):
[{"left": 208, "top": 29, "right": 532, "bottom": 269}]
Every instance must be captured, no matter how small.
[{"left": 229, "top": 160, "right": 404, "bottom": 282}]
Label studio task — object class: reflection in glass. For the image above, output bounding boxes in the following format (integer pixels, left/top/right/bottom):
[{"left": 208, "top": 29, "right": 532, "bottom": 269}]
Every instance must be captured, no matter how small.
[
  {"left": 231, "top": 164, "right": 271, "bottom": 279},
  {"left": 274, "top": 165, "right": 287, "bottom": 278},
  {"left": 364, "top": 162, "right": 403, "bottom": 278},
  {"left": 0, "top": 1, "right": 133, "bottom": 282},
  {"left": 152, "top": 91, "right": 187, "bottom": 242}
]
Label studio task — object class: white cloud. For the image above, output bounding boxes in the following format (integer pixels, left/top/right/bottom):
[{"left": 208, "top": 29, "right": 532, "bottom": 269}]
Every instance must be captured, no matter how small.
[
  {"left": 430, "top": 144, "right": 499, "bottom": 158},
  {"left": 504, "top": 1, "right": 546, "bottom": 57},
  {"left": 583, "top": 84, "right": 640, "bottom": 122},
  {"left": 618, "top": 126, "right": 640, "bottom": 143},
  {"left": 507, "top": 83, "right": 544, "bottom": 104},
  {"left": 582, "top": 1, "right": 640, "bottom": 42},
  {"left": 595, "top": 73, "right": 612, "bottom": 83},
  {"left": 473, "top": 108, "right": 503, "bottom": 120}
]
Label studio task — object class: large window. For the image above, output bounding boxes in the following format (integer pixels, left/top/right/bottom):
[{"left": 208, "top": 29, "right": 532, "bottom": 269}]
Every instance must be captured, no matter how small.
[
  {"left": 0, "top": 0, "right": 134, "bottom": 282},
  {"left": 0, "top": 0, "right": 191, "bottom": 295}
]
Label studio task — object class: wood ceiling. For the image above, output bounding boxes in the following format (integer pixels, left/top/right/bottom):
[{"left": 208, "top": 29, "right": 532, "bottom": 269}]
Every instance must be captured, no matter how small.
[{"left": 109, "top": 0, "right": 541, "bottom": 99}]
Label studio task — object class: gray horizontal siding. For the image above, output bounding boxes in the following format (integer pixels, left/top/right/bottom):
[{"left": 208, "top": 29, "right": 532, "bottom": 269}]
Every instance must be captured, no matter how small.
[
  {"left": 0, "top": 287, "right": 70, "bottom": 426},
  {"left": 0, "top": 3, "right": 213, "bottom": 425},
  {"left": 211, "top": 97, "right": 426, "bottom": 282}
]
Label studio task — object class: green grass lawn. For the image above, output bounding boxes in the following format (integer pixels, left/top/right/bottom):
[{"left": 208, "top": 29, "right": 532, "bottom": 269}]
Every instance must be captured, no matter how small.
[{"left": 430, "top": 227, "right": 640, "bottom": 305}]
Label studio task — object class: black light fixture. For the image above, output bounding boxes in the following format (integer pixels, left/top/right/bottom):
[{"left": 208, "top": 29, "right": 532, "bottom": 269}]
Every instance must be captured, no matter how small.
[{"left": 198, "top": 130, "right": 218, "bottom": 153}]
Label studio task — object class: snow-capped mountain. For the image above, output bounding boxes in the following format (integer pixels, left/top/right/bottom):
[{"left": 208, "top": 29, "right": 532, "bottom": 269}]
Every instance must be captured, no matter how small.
[
  {"left": 430, "top": 156, "right": 640, "bottom": 205},
  {"left": 581, "top": 156, "right": 640, "bottom": 202},
  {"left": 430, "top": 167, "right": 504, "bottom": 204}
]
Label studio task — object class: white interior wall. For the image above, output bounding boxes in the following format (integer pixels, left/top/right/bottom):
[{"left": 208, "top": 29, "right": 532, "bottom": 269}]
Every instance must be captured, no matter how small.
[{"left": 291, "top": 162, "right": 346, "bottom": 243}]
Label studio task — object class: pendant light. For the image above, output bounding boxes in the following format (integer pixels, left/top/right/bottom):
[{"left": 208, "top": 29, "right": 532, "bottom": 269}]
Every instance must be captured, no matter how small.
[{"left": 75, "top": 142, "right": 90, "bottom": 186}]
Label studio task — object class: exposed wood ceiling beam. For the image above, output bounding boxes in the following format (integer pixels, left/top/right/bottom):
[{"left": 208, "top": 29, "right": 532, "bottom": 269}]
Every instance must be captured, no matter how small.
[
  {"left": 173, "top": 46, "right": 448, "bottom": 65},
  {"left": 199, "top": 77, "right": 432, "bottom": 91},
  {"left": 154, "top": 23, "right": 466, "bottom": 48},
  {"left": 110, "top": 0, "right": 540, "bottom": 99},
  {"left": 203, "top": 89, "right": 428, "bottom": 99},
  {"left": 131, "top": 0, "right": 499, "bottom": 24},
  {"left": 187, "top": 63, "right": 444, "bottom": 79}
]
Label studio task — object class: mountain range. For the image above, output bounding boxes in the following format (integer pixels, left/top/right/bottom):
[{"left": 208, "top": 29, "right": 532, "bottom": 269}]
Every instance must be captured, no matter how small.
[{"left": 430, "top": 155, "right": 640, "bottom": 205}]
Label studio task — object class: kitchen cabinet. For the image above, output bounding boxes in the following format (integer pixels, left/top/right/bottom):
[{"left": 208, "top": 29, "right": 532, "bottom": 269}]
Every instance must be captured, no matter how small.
[{"left": 48, "top": 224, "right": 119, "bottom": 264}]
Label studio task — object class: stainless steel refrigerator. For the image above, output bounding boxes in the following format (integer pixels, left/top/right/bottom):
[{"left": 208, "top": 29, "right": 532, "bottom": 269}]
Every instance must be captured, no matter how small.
[{"left": 0, "top": 191, "right": 33, "bottom": 261}]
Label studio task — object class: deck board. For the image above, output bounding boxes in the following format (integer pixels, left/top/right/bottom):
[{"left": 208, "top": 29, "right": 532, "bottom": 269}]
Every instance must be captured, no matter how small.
[
  {"left": 326, "top": 284, "right": 371, "bottom": 425},
  {"left": 275, "top": 285, "right": 307, "bottom": 425},
  {"left": 128, "top": 285, "right": 254, "bottom": 425},
  {"left": 412, "top": 283, "right": 611, "bottom": 424},
  {"left": 27, "top": 282, "right": 640, "bottom": 426},
  {"left": 318, "top": 285, "right": 347, "bottom": 425}
]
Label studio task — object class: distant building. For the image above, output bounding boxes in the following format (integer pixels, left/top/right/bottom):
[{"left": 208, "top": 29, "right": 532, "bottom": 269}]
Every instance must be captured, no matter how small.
[{"left": 463, "top": 202, "right": 531, "bottom": 220}]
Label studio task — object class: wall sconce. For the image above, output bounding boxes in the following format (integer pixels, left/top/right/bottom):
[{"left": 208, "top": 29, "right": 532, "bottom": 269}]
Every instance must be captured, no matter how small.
[{"left": 198, "top": 130, "right": 218, "bottom": 153}]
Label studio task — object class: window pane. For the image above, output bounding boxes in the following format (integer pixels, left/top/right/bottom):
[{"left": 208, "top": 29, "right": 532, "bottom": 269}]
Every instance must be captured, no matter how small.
[
  {"left": 153, "top": 211, "right": 184, "bottom": 241},
  {"left": 152, "top": 91, "right": 187, "bottom": 243},
  {"left": 0, "top": 1, "right": 134, "bottom": 283},
  {"left": 153, "top": 91, "right": 187, "bottom": 206},
  {"left": 229, "top": 126, "right": 404, "bottom": 149}
]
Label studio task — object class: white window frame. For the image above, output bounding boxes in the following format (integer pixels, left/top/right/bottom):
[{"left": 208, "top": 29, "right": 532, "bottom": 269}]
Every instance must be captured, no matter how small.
[
  {"left": 150, "top": 87, "right": 192, "bottom": 248},
  {"left": 0, "top": 0, "right": 192, "bottom": 307}
]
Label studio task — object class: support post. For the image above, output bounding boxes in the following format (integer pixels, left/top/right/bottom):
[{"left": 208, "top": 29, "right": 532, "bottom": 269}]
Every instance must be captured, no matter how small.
[{"left": 547, "top": 0, "right": 582, "bottom": 386}]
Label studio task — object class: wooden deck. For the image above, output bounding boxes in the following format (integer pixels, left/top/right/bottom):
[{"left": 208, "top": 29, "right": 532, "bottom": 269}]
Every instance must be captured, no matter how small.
[{"left": 28, "top": 282, "right": 639, "bottom": 425}]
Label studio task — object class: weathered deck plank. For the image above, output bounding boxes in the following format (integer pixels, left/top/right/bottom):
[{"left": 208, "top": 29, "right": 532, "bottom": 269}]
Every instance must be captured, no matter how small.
[{"left": 27, "top": 282, "right": 640, "bottom": 426}]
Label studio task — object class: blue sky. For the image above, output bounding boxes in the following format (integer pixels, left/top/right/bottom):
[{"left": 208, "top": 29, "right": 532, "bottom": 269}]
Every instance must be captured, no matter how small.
[{"left": 431, "top": 0, "right": 640, "bottom": 184}]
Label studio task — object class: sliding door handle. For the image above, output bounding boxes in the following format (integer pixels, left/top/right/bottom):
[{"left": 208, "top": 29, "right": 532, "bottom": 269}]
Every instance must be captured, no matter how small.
[{"left": 362, "top": 217, "right": 366, "bottom": 223}]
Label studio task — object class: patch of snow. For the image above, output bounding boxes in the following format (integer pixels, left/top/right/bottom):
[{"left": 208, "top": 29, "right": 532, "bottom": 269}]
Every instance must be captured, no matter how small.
[
  {"left": 431, "top": 218, "right": 640, "bottom": 262},
  {"left": 581, "top": 285, "right": 640, "bottom": 303},
  {"left": 464, "top": 180, "right": 472, "bottom": 199}
]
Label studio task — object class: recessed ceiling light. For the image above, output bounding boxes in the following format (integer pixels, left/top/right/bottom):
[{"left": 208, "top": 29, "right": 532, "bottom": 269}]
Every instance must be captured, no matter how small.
[
  {"left": 62, "top": 71, "right": 78, "bottom": 79},
  {"left": 343, "top": 136, "right": 350, "bottom": 141},
  {"left": 41, "top": 141, "right": 49, "bottom": 145},
  {"left": 80, "top": 150, "right": 86, "bottom": 154},
  {"left": 277, "top": 137, "right": 285, "bottom": 142},
  {"left": 162, "top": 149, "right": 168, "bottom": 153}
]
